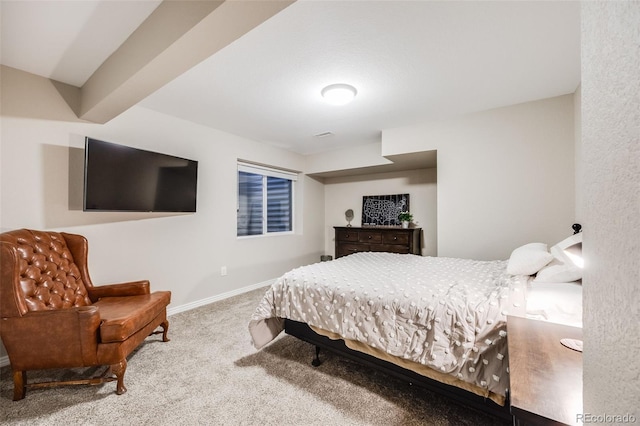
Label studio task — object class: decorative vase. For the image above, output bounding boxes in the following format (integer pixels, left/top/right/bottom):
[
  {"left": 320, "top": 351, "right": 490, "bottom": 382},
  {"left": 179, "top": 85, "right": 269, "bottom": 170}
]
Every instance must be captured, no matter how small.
[{"left": 401, "top": 221, "right": 409, "bottom": 229}]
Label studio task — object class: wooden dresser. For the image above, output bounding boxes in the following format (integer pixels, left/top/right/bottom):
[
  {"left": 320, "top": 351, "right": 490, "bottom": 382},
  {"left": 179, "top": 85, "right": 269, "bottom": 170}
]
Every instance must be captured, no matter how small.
[{"left": 334, "top": 226, "right": 421, "bottom": 259}]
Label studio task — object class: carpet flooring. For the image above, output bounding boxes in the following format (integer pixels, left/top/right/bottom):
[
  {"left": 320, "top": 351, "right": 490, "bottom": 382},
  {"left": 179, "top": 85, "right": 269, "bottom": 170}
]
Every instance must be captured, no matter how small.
[{"left": 0, "top": 287, "right": 510, "bottom": 425}]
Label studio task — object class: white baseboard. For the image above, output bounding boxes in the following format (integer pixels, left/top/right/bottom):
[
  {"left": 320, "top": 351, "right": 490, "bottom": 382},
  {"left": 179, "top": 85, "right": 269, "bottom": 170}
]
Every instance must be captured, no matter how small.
[
  {"left": 0, "top": 279, "right": 274, "bottom": 369},
  {"left": 166, "top": 278, "right": 274, "bottom": 316}
]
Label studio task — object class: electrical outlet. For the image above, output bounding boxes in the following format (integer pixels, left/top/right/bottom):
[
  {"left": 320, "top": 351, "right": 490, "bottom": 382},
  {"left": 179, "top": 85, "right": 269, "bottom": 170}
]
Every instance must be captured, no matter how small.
[{"left": 220, "top": 266, "right": 227, "bottom": 276}]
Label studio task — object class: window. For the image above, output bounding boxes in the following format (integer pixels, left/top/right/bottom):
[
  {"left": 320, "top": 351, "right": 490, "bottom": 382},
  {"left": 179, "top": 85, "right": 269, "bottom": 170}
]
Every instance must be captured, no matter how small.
[{"left": 237, "top": 162, "right": 297, "bottom": 237}]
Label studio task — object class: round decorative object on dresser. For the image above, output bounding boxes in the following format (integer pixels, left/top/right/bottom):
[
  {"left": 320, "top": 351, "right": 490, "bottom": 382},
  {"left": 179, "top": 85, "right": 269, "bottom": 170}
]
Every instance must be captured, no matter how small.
[{"left": 345, "top": 209, "right": 354, "bottom": 227}]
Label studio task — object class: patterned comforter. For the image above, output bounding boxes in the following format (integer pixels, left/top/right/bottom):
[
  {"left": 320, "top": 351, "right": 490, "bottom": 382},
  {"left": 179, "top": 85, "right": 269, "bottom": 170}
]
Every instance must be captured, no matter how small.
[{"left": 249, "top": 252, "right": 527, "bottom": 398}]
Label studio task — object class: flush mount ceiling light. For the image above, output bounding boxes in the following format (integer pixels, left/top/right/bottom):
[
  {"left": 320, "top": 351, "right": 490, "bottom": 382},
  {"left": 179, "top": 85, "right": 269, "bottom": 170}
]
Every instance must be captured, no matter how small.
[{"left": 321, "top": 83, "right": 357, "bottom": 105}]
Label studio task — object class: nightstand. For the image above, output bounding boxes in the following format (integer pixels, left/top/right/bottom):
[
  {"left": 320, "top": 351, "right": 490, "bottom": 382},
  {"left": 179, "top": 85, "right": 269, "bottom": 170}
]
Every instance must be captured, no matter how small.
[{"left": 507, "top": 316, "right": 583, "bottom": 426}]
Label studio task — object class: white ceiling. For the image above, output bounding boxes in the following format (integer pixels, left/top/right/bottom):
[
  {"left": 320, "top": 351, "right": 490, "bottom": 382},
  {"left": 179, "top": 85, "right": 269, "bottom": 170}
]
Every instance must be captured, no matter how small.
[
  {"left": 0, "top": 0, "right": 162, "bottom": 87},
  {"left": 1, "top": 0, "right": 581, "bottom": 156}
]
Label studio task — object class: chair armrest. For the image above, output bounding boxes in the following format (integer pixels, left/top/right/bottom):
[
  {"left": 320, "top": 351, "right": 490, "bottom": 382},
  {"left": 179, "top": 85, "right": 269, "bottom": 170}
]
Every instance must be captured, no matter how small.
[
  {"left": 87, "top": 280, "right": 151, "bottom": 301},
  {"left": 0, "top": 306, "right": 101, "bottom": 369}
]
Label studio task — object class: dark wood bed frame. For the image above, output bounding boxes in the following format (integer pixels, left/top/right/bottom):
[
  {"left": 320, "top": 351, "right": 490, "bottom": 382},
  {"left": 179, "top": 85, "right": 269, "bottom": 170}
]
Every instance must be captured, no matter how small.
[{"left": 284, "top": 319, "right": 512, "bottom": 422}]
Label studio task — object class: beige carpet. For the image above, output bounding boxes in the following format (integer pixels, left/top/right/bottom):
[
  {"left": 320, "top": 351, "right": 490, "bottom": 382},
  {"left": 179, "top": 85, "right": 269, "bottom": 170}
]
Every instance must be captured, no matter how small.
[{"left": 0, "top": 287, "right": 509, "bottom": 425}]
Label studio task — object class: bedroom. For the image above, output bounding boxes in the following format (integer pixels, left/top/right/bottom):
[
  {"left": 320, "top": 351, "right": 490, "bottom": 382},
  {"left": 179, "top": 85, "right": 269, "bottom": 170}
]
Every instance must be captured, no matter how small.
[{"left": 0, "top": 0, "right": 637, "bottom": 424}]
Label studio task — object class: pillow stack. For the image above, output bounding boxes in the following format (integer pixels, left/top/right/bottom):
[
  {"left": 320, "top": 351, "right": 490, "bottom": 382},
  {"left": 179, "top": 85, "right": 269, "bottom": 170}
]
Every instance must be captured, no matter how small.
[
  {"left": 507, "top": 234, "right": 583, "bottom": 283},
  {"left": 534, "top": 234, "right": 583, "bottom": 283}
]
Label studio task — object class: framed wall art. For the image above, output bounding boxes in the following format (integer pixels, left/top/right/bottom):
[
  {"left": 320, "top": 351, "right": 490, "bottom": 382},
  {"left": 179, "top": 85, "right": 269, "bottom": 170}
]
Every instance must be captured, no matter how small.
[{"left": 361, "top": 194, "right": 410, "bottom": 226}]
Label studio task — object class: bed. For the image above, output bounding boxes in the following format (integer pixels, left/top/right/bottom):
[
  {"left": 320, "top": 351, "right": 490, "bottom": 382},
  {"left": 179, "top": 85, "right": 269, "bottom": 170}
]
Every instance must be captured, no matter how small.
[
  {"left": 526, "top": 281, "right": 582, "bottom": 327},
  {"left": 248, "top": 234, "right": 582, "bottom": 420}
]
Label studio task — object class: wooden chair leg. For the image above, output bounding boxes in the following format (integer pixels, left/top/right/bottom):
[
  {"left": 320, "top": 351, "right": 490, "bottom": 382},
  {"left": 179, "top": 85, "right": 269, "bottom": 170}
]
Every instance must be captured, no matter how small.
[
  {"left": 161, "top": 320, "right": 170, "bottom": 342},
  {"left": 111, "top": 359, "right": 127, "bottom": 395},
  {"left": 12, "top": 370, "right": 26, "bottom": 401}
]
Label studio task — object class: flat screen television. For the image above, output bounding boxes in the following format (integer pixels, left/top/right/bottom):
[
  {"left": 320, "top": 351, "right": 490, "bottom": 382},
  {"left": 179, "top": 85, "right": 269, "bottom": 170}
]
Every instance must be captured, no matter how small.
[{"left": 83, "top": 137, "right": 198, "bottom": 212}]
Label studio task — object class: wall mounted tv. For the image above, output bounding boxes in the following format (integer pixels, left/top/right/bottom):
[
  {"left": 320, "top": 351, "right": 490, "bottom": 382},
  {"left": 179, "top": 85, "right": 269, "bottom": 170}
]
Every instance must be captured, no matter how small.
[{"left": 83, "top": 138, "right": 198, "bottom": 212}]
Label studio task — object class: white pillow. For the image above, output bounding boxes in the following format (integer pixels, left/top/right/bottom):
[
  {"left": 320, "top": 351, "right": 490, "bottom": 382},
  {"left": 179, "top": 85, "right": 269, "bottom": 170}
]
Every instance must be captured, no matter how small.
[
  {"left": 534, "top": 234, "right": 583, "bottom": 283},
  {"left": 550, "top": 233, "right": 582, "bottom": 252},
  {"left": 533, "top": 258, "right": 582, "bottom": 283},
  {"left": 507, "top": 243, "right": 554, "bottom": 275}
]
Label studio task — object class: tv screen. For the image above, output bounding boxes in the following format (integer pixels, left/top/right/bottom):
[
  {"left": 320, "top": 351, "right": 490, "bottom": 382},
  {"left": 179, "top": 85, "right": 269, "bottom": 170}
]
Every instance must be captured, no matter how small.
[{"left": 83, "top": 138, "right": 198, "bottom": 212}]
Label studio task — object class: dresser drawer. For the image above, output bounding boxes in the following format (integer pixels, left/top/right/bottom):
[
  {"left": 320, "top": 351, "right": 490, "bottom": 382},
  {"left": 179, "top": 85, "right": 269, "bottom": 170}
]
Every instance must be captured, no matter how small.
[
  {"left": 337, "top": 243, "right": 370, "bottom": 257},
  {"left": 358, "top": 231, "right": 382, "bottom": 244},
  {"left": 370, "top": 244, "right": 410, "bottom": 254},
  {"left": 336, "top": 229, "right": 358, "bottom": 242},
  {"left": 382, "top": 232, "right": 410, "bottom": 245}
]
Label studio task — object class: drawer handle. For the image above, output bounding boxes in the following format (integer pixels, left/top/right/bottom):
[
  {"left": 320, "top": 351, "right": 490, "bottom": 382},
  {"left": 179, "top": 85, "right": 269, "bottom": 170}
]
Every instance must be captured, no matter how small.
[
  {"left": 350, "top": 248, "right": 358, "bottom": 252},
  {"left": 345, "top": 234, "right": 350, "bottom": 238},
  {"left": 393, "top": 236, "right": 397, "bottom": 240}
]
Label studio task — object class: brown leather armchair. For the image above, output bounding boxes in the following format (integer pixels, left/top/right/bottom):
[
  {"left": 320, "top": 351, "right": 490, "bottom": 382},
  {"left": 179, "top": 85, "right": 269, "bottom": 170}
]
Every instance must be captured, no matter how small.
[{"left": 0, "top": 229, "right": 171, "bottom": 400}]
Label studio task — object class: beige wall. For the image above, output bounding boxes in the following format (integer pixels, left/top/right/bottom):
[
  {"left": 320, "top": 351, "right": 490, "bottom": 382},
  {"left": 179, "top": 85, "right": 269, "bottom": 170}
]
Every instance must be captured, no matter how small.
[
  {"left": 581, "top": 1, "right": 639, "bottom": 417},
  {"left": 323, "top": 168, "right": 438, "bottom": 258},
  {"left": 305, "top": 142, "right": 392, "bottom": 175},
  {"left": 0, "top": 65, "right": 325, "bottom": 312},
  {"left": 573, "top": 84, "right": 583, "bottom": 223},
  {"left": 382, "top": 95, "right": 576, "bottom": 260}
]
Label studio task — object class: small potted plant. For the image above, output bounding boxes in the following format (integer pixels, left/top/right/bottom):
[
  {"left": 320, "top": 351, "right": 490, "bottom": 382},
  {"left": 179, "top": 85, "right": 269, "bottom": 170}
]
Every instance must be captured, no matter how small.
[{"left": 398, "top": 211, "right": 413, "bottom": 228}]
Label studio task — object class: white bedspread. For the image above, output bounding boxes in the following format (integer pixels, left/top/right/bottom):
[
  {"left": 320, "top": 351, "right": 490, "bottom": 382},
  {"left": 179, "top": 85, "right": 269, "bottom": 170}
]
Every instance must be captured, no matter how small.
[
  {"left": 526, "top": 281, "right": 582, "bottom": 327},
  {"left": 249, "top": 252, "right": 528, "bottom": 397}
]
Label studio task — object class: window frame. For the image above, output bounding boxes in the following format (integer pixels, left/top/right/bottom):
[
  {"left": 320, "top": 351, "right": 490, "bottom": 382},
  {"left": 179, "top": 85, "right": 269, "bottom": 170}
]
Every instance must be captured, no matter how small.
[{"left": 236, "top": 161, "right": 297, "bottom": 238}]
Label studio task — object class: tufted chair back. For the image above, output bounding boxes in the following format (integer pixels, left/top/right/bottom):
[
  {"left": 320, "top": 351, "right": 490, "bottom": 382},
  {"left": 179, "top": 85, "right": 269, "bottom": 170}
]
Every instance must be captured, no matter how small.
[{"left": 0, "top": 229, "right": 92, "bottom": 314}]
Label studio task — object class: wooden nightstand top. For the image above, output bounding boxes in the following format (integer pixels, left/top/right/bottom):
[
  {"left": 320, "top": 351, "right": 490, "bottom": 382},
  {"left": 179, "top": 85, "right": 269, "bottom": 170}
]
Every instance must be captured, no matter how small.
[{"left": 507, "top": 316, "right": 583, "bottom": 425}]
